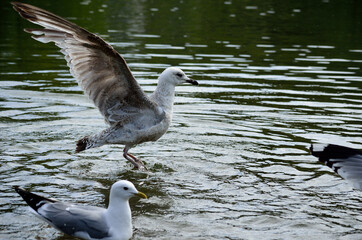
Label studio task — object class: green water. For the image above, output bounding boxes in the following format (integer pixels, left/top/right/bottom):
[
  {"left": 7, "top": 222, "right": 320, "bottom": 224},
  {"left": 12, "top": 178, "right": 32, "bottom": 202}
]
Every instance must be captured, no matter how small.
[{"left": 1, "top": 0, "right": 362, "bottom": 239}]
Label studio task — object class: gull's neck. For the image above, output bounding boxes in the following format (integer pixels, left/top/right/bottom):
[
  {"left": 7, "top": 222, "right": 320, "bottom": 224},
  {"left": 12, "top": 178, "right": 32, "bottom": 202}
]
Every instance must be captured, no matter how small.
[
  {"left": 105, "top": 197, "right": 132, "bottom": 239},
  {"left": 150, "top": 78, "right": 176, "bottom": 114}
]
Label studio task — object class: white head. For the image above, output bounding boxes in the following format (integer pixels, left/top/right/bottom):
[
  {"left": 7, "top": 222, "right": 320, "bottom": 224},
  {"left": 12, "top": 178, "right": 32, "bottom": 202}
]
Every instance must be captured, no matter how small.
[
  {"left": 110, "top": 180, "right": 147, "bottom": 201},
  {"left": 159, "top": 67, "right": 198, "bottom": 86}
]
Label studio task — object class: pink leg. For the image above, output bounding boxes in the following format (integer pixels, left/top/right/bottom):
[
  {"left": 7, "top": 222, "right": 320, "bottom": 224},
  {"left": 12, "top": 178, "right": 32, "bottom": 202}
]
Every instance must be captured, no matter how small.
[{"left": 123, "top": 147, "right": 147, "bottom": 170}]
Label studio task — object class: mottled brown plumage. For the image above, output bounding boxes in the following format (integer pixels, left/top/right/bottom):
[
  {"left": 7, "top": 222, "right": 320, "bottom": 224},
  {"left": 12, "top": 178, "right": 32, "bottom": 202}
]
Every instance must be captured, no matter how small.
[{"left": 12, "top": 2, "right": 198, "bottom": 170}]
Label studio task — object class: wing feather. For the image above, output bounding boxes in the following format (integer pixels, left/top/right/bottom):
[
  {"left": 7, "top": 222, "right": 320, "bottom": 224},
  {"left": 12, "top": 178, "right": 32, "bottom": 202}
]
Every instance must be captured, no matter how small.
[
  {"left": 12, "top": 2, "right": 162, "bottom": 126},
  {"left": 40, "top": 202, "right": 110, "bottom": 238},
  {"left": 310, "top": 144, "right": 362, "bottom": 190}
]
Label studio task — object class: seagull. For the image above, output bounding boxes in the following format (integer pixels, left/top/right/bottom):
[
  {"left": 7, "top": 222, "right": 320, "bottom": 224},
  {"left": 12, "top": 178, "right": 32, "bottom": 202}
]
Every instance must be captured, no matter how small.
[
  {"left": 310, "top": 143, "right": 362, "bottom": 190},
  {"left": 12, "top": 2, "right": 198, "bottom": 170},
  {"left": 14, "top": 180, "right": 147, "bottom": 240}
]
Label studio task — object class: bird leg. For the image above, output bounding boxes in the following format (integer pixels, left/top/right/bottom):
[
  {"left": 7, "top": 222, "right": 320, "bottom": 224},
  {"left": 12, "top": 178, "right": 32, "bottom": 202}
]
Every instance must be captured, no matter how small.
[{"left": 123, "top": 147, "right": 147, "bottom": 171}]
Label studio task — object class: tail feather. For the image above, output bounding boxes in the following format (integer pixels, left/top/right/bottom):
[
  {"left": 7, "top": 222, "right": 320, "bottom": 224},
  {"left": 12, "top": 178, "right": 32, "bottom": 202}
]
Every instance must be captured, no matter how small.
[
  {"left": 76, "top": 136, "right": 89, "bottom": 152},
  {"left": 13, "top": 186, "right": 56, "bottom": 212},
  {"left": 76, "top": 129, "right": 112, "bottom": 152}
]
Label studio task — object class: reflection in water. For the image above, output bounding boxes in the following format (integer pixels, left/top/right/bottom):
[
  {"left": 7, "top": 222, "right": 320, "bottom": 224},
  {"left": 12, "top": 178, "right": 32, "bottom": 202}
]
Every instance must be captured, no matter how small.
[{"left": 1, "top": 0, "right": 362, "bottom": 239}]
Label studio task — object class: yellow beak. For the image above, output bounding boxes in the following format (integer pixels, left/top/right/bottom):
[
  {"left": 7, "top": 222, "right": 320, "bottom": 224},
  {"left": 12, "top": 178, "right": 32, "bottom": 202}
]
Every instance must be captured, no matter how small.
[{"left": 136, "top": 191, "right": 147, "bottom": 199}]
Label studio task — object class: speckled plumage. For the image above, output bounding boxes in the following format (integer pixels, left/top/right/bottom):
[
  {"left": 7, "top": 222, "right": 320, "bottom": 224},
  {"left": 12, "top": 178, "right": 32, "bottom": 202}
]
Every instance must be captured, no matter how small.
[{"left": 12, "top": 2, "right": 198, "bottom": 169}]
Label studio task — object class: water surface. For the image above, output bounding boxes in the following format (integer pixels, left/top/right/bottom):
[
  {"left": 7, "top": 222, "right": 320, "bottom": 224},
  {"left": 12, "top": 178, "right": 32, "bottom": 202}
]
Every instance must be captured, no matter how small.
[{"left": 1, "top": 0, "right": 362, "bottom": 239}]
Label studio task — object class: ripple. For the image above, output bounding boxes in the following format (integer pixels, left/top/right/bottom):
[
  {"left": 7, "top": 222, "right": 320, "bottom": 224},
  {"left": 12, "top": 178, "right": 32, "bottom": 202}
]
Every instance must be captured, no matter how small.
[{"left": 2, "top": 1, "right": 362, "bottom": 239}]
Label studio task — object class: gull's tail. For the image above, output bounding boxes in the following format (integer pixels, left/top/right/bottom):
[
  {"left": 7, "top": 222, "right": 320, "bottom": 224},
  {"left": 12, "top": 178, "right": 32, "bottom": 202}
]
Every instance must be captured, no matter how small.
[
  {"left": 76, "top": 135, "right": 103, "bottom": 153},
  {"left": 76, "top": 136, "right": 89, "bottom": 152},
  {"left": 75, "top": 127, "right": 118, "bottom": 153}
]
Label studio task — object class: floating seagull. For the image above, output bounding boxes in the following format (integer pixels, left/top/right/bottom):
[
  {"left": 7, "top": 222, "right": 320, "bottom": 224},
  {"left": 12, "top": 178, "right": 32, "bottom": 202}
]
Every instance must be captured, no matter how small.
[
  {"left": 14, "top": 180, "right": 147, "bottom": 240},
  {"left": 310, "top": 143, "right": 362, "bottom": 190},
  {"left": 12, "top": 2, "right": 198, "bottom": 170}
]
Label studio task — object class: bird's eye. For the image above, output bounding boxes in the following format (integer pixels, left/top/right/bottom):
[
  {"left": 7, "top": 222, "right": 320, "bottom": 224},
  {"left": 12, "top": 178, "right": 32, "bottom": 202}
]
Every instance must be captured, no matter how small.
[
  {"left": 123, "top": 187, "right": 128, "bottom": 190},
  {"left": 176, "top": 73, "right": 183, "bottom": 78}
]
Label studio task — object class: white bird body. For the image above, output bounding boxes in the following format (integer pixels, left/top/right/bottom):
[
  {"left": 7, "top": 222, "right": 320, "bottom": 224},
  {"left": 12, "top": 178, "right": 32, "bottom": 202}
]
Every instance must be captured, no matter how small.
[
  {"left": 104, "top": 199, "right": 132, "bottom": 240},
  {"left": 14, "top": 180, "right": 147, "bottom": 240}
]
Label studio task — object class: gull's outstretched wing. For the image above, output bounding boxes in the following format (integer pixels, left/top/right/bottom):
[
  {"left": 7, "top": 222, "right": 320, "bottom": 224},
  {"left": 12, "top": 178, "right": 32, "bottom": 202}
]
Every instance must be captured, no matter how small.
[
  {"left": 12, "top": 2, "right": 163, "bottom": 126},
  {"left": 14, "top": 186, "right": 110, "bottom": 239},
  {"left": 310, "top": 144, "right": 362, "bottom": 190}
]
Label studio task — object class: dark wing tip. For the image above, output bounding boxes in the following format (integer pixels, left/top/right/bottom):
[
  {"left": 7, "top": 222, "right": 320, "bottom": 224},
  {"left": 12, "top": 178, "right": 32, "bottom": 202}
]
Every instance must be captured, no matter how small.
[
  {"left": 11, "top": 2, "right": 35, "bottom": 10},
  {"left": 311, "top": 144, "right": 362, "bottom": 159},
  {"left": 13, "top": 185, "right": 22, "bottom": 196},
  {"left": 13, "top": 185, "right": 26, "bottom": 195},
  {"left": 11, "top": 2, "right": 38, "bottom": 22},
  {"left": 310, "top": 143, "right": 362, "bottom": 171},
  {"left": 11, "top": 2, "right": 22, "bottom": 7},
  {"left": 310, "top": 144, "right": 324, "bottom": 158},
  {"left": 14, "top": 186, "right": 57, "bottom": 212}
]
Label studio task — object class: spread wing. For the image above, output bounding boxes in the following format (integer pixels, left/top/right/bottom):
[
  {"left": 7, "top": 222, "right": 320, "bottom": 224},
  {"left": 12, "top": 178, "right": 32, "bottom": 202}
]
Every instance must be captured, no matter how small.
[
  {"left": 310, "top": 144, "right": 362, "bottom": 190},
  {"left": 12, "top": 2, "right": 163, "bottom": 126}
]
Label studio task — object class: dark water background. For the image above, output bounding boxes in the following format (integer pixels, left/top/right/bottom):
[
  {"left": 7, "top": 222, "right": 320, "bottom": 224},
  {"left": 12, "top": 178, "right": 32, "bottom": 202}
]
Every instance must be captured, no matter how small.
[{"left": 1, "top": 0, "right": 362, "bottom": 239}]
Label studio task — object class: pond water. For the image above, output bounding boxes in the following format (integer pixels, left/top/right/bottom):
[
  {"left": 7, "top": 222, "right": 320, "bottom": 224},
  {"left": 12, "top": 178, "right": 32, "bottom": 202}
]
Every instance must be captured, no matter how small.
[{"left": 1, "top": 0, "right": 362, "bottom": 239}]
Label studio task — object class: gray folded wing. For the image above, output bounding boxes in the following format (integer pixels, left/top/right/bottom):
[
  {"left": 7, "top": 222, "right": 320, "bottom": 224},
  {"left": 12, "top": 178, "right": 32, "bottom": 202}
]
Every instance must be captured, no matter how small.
[
  {"left": 311, "top": 144, "right": 362, "bottom": 190},
  {"left": 39, "top": 201, "right": 110, "bottom": 239},
  {"left": 12, "top": 2, "right": 163, "bottom": 126},
  {"left": 332, "top": 155, "right": 362, "bottom": 190}
]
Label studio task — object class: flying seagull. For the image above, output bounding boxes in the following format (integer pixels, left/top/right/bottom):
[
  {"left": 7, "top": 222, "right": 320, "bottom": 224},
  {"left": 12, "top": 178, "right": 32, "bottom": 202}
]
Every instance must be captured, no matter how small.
[
  {"left": 12, "top": 2, "right": 198, "bottom": 170},
  {"left": 14, "top": 180, "right": 147, "bottom": 240},
  {"left": 310, "top": 143, "right": 362, "bottom": 190}
]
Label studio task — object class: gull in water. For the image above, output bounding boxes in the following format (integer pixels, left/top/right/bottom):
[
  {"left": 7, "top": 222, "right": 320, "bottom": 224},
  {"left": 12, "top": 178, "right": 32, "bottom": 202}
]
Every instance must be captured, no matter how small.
[
  {"left": 14, "top": 180, "right": 147, "bottom": 240},
  {"left": 310, "top": 143, "right": 362, "bottom": 190},
  {"left": 12, "top": 2, "right": 198, "bottom": 170}
]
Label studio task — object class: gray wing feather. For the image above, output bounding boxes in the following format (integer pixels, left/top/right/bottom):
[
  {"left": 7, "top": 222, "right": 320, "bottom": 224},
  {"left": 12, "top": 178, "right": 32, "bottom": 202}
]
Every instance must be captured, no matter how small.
[
  {"left": 311, "top": 144, "right": 362, "bottom": 190},
  {"left": 330, "top": 155, "right": 362, "bottom": 189},
  {"left": 40, "top": 202, "right": 110, "bottom": 239},
  {"left": 12, "top": 2, "right": 162, "bottom": 126},
  {"left": 107, "top": 101, "right": 165, "bottom": 128}
]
